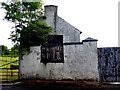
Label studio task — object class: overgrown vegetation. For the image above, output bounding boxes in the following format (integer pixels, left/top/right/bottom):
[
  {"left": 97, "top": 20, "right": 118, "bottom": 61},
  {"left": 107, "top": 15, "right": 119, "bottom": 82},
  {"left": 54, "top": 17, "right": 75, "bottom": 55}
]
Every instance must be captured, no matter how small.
[
  {"left": 1, "top": 0, "right": 53, "bottom": 51},
  {"left": 0, "top": 45, "right": 19, "bottom": 82},
  {"left": 0, "top": 45, "right": 18, "bottom": 82},
  {"left": 0, "top": 45, "right": 19, "bottom": 68},
  {"left": 1, "top": 45, "right": 19, "bottom": 57}
]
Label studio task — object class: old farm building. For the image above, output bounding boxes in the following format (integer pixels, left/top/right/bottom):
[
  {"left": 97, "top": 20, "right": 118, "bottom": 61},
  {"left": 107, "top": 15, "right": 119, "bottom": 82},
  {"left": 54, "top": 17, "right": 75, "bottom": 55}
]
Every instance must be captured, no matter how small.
[{"left": 19, "top": 5, "right": 99, "bottom": 81}]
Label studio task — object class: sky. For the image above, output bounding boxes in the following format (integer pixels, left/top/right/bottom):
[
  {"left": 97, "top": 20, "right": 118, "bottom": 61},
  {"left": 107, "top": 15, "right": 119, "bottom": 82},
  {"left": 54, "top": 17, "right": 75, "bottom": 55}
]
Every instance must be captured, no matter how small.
[{"left": 0, "top": 0, "right": 119, "bottom": 49}]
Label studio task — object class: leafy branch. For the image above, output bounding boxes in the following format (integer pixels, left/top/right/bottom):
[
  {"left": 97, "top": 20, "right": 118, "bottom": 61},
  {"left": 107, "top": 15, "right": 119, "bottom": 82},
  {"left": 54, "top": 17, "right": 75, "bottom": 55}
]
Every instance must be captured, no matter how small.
[{"left": 1, "top": 1, "right": 53, "bottom": 51}]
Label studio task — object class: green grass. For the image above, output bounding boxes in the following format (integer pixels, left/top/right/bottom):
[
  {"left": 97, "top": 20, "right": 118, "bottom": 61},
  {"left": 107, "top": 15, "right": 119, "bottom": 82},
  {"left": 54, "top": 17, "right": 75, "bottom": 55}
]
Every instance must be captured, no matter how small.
[
  {"left": 0, "top": 57, "right": 18, "bottom": 62},
  {"left": 0, "top": 57, "right": 19, "bottom": 68}
]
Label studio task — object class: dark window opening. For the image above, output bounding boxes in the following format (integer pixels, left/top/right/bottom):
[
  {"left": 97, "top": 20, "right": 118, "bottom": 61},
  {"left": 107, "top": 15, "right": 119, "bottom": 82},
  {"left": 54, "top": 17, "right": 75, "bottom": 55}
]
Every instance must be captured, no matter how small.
[{"left": 41, "top": 35, "right": 64, "bottom": 63}]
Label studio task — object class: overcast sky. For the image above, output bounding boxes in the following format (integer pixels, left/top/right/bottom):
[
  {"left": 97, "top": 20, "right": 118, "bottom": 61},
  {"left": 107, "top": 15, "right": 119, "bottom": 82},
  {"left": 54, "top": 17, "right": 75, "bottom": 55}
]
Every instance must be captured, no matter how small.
[{"left": 0, "top": 0, "right": 119, "bottom": 49}]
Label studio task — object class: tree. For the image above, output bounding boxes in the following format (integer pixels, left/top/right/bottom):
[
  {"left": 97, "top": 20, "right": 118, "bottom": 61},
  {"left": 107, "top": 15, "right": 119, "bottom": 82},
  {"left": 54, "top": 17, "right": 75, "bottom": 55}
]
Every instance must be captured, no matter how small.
[
  {"left": 1, "top": 0, "right": 53, "bottom": 50},
  {"left": 20, "top": 21, "right": 53, "bottom": 49},
  {"left": 10, "top": 44, "right": 19, "bottom": 57},
  {"left": 1, "top": 45, "right": 10, "bottom": 56}
]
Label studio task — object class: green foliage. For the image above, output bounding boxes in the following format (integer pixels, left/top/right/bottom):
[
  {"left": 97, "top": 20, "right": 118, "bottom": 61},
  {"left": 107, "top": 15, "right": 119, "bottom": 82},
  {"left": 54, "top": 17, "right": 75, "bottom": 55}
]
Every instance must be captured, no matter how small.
[
  {"left": 1, "top": 1, "right": 43, "bottom": 23},
  {"left": 1, "top": 45, "right": 10, "bottom": 56},
  {"left": 10, "top": 44, "right": 19, "bottom": 57},
  {"left": 1, "top": 1, "right": 53, "bottom": 51},
  {"left": 1, "top": 45, "right": 19, "bottom": 57},
  {"left": 20, "top": 21, "right": 53, "bottom": 49}
]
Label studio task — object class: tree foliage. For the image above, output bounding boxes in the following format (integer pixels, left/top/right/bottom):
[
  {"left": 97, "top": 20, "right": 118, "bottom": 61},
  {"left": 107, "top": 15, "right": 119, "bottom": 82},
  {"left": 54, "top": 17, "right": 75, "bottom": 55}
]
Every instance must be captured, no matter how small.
[
  {"left": 1, "top": 0, "right": 53, "bottom": 50},
  {"left": 20, "top": 21, "right": 53, "bottom": 49},
  {"left": 1, "top": 45, "right": 9, "bottom": 56},
  {"left": 10, "top": 44, "right": 19, "bottom": 57},
  {"left": 1, "top": 45, "right": 19, "bottom": 57}
]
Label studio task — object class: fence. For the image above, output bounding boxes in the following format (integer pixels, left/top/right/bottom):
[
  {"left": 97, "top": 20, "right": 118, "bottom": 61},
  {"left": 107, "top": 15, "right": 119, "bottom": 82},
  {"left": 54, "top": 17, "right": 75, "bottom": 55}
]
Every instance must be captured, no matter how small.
[
  {"left": 0, "top": 68, "right": 19, "bottom": 82},
  {"left": 0, "top": 60, "right": 19, "bottom": 83}
]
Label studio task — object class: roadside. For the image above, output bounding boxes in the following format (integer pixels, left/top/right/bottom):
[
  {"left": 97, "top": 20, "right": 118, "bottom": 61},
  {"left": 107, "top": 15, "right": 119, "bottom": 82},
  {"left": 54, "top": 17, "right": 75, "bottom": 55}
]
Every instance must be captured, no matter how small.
[
  {"left": 2, "top": 80, "right": 120, "bottom": 89},
  {"left": 2, "top": 80, "right": 120, "bottom": 90}
]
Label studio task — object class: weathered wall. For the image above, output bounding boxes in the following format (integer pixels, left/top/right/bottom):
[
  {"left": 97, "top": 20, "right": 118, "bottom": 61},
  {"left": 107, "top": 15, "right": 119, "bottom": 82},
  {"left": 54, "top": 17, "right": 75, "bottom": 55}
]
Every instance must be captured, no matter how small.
[
  {"left": 56, "top": 16, "right": 81, "bottom": 43},
  {"left": 63, "top": 41, "right": 99, "bottom": 80},
  {"left": 98, "top": 47, "right": 120, "bottom": 82},
  {"left": 19, "top": 5, "right": 99, "bottom": 81},
  {"left": 44, "top": 5, "right": 81, "bottom": 43},
  {"left": 19, "top": 40, "right": 99, "bottom": 81},
  {"left": 44, "top": 5, "right": 57, "bottom": 29}
]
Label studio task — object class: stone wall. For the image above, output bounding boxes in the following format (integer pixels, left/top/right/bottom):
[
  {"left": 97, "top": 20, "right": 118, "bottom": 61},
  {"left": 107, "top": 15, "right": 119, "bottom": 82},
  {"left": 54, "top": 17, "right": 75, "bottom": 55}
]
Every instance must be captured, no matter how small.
[{"left": 19, "top": 39, "right": 99, "bottom": 81}]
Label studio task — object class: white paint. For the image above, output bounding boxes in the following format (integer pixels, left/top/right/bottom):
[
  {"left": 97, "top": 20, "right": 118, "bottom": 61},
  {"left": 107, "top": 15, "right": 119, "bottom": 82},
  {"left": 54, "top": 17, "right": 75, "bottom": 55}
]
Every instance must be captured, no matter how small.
[
  {"left": 19, "top": 5, "right": 99, "bottom": 81},
  {"left": 19, "top": 40, "right": 99, "bottom": 81}
]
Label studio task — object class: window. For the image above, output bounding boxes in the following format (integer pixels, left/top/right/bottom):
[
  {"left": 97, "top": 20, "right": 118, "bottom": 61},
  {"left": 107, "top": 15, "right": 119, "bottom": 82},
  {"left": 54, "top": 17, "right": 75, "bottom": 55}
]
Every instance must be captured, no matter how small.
[{"left": 41, "top": 35, "right": 64, "bottom": 63}]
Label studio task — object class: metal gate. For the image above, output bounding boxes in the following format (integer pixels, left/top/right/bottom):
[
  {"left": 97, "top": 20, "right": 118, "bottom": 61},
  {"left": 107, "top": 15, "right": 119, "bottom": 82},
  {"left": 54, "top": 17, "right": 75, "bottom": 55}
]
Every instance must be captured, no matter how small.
[
  {"left": 41, "top": 35, "right": 64, "bottom": 64},
  {"left": 0, "top": 60, "right": 19, "bottom": 82},
  {"left": 98, "top": 47, "right": 120, "bottom": 82}
]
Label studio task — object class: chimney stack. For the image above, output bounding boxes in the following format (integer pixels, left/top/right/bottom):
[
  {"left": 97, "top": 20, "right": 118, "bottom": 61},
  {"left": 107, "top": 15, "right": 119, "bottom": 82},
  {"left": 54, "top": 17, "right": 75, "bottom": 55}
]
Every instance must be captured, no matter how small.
[{"left": 44, "top": 5, "right": 58, "bottom": 29}]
